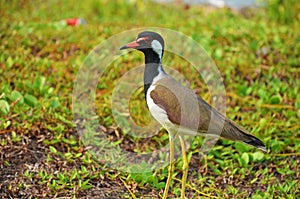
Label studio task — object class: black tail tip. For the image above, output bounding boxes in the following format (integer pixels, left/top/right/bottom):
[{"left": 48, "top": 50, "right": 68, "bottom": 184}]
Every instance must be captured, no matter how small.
[{"left": 244, "top": 137, "right": 267, "bottom": 152}]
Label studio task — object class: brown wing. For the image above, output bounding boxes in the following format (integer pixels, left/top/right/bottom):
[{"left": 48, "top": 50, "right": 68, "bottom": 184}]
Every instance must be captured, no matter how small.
[
  {"left": 149, "top": 77, "right": 266, "bottom": 151},
  {"left": 150, "top": 77, "right": 221, "bottom": 134}
]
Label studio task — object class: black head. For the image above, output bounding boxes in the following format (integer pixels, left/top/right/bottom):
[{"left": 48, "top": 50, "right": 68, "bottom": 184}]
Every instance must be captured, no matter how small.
[{"left": 120, "top": 31, "right": 165, "bottom": 59}]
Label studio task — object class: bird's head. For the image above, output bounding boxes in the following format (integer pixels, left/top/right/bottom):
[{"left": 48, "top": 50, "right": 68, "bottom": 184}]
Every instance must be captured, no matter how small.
[{"left": 120, "top": 31, "right": 164, "bottom": 59}]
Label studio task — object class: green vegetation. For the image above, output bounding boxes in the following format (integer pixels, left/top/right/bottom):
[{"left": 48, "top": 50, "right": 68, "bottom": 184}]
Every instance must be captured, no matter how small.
[{"left": 0, "top": 0, "right": 299, "bottom": 198}]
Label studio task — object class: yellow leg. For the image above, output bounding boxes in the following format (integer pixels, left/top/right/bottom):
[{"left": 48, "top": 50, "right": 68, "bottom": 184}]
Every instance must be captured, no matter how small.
[
  {"left": 162, "top": 135, "right": 175, "bottom": 199},
  {"left": 179, "top": 135, "right": 188, "bottom": 199}
]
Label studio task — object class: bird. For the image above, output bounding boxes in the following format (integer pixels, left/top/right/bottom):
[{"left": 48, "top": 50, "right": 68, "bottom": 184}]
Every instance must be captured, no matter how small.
[{"left": 120, "top": 31, "right": 266, "bottom": 199}]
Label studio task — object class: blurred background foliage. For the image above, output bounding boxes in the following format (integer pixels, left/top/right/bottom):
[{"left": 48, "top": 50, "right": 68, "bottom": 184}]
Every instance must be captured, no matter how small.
[{"left": 0, "top": 0, "right": 299, "bottom": 198}]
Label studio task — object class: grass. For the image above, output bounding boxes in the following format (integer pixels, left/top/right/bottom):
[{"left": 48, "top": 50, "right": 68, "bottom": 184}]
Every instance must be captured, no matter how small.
[{"left": 0, "top": 0, "right": 299, "bottom": 198}]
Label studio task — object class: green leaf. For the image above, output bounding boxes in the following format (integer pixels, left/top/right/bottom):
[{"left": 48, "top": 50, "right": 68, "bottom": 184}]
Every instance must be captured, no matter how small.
[
  {"left": 259, "top": 118, "right": 267, "bottom": 128},
  {"left": 7, "top": 56, "right": 13, "bottom": 68},
  {"left": 73, "top": 153, "right": 82, "bottom": 158},
  {"left": 252, "top": 151, "right": 265, "bottom": 162},
  {"left": 49, "top": 99, "right": 60, "bottom": 109},
  {"left": 70, "top": 170, "right": 77, "bottom": 181},
  {"left": 131, "top": 173, "right": 143, "bottom": 183},
  {"left": 251, "top": 194, "right": 263, "bottom": 199},
  {"left": 10, "top": 90, "right": 24, "bottom": 105},
  {"left": 81, "top": 179, "right": 92, "bottom": 190},
  {"left": 58, "top": 173, "right": 65, "bottom": 181},
  {"left": 155, "top": 182, "right": 165, "bottom": 190},
  {"left": 62, "top": 135, "right": 77, "bottom": 145},
  {"left": 214, "top": 48, "right": 223, "bottom": 59},
  {"left": 64, "top": 152, "right": 73, "bottom": 159},
  {"left": 11, "top": 131, "right": 21, "bottom": 142},
  {"left": 270, "top": 94, "right": 282, "bottom": 104},
  {"left": 0, "top": 100, "right": 10, "bottom": 115},
  {"left": 34, "top": 76, "right": 46, "bottom": 91},
  {"left": 234, "top": 142, "right": 249, "bottom": 152},
  {"left": 295, "top": 101, "right": 300, "bottom": 109},
  {"left": 146, "top": 175, "right": 155, "bottom": 183},
  {"left": 237, "top": 85, "right": 248, "bottom": 97},
  {"left": 241, "top": 153, "right": 249, "bottom": 167},
  {"left": 24, "top": 94, "right": 38, "bottom": 107},
  {"left": 81, "top": 165, "right": 88, "bottom": 173},
  {"left": 49, "top": 146, "right": 57, "bottom": 154}
]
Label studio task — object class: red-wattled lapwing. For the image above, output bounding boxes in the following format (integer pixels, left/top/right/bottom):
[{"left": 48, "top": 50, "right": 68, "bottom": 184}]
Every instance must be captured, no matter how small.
[{"left": 120, "top": 31, "right": 266, "bottom": 199}]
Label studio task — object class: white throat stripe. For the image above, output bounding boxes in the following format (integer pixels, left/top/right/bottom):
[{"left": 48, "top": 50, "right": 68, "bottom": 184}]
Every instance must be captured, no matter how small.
[{"left": 151, "top": 40, "right": 163, "bottom": 59}]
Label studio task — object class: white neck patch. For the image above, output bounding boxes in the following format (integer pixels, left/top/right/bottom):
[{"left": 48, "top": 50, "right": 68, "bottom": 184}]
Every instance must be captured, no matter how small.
[{"left": 151, "top": 39, "right": 163, "bottom": 59}]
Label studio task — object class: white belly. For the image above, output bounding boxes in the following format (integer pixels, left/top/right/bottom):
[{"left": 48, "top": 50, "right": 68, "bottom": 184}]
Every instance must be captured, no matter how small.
[{"left": 146, "top": 85, "right": 171, "bottom": 127}]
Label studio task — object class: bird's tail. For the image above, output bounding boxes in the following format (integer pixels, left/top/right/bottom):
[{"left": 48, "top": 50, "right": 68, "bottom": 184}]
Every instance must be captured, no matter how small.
[{"left": 221, "top": 119, "right": 267, "bottom": 152}]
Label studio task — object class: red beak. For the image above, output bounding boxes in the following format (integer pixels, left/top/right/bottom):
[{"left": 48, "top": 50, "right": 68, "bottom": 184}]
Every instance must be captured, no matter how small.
[{"left": 120, "top": 41, "right": 140, "bottom": 50}]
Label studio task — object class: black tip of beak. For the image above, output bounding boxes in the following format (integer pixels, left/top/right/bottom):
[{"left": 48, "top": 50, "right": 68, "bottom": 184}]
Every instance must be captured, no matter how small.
[{"left": 120, "top": 45, "right": 128, "bottom": 50}]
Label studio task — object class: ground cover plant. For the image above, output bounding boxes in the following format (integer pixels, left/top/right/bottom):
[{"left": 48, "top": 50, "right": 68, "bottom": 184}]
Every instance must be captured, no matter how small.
[{"left": 0, "top": 0, "right": 299, "bottom": 198}]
